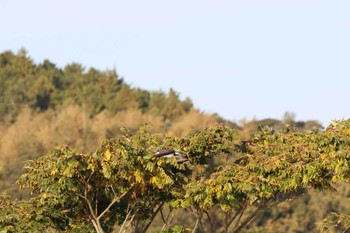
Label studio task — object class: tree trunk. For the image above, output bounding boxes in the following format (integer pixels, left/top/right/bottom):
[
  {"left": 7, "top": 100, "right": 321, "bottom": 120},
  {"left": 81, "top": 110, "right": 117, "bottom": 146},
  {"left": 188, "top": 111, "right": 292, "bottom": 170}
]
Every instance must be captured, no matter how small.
[{"left": 92, "top": 219, "right": 105, "bottom": 233}]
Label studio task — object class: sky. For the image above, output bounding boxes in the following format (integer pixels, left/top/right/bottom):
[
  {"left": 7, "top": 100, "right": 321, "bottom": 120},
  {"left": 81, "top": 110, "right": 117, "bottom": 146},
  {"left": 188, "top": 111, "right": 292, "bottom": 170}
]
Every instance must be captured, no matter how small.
[{"left": 1, "top": 0, "right": 350, "bottom": 126}]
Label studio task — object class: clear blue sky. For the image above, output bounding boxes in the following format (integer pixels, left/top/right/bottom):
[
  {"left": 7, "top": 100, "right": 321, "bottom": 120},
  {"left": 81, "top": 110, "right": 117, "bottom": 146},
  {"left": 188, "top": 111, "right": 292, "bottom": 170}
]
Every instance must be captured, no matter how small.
[{"left": 1, "top": 0, "right": 350, "bottom": 126}]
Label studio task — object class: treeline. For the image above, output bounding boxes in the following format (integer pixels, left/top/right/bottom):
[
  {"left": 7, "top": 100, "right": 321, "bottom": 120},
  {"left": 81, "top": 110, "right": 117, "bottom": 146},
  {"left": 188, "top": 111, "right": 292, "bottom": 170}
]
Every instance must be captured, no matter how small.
[
  {"left": 0, "top": 49, "right": 231, "bottom": 195},
  {"left": 1, "top": 49, "right": 343, "bottom": 232},
  {"left": 0, "top": 49, "right": 195, "bottom": 122}
]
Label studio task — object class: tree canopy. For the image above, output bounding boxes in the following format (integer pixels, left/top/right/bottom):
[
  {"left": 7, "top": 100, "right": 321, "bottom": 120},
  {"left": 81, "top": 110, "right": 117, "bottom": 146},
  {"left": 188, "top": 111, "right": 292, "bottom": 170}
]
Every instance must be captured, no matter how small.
[{"left": 2, "top": 120, "right": 350, "bottom": 232}]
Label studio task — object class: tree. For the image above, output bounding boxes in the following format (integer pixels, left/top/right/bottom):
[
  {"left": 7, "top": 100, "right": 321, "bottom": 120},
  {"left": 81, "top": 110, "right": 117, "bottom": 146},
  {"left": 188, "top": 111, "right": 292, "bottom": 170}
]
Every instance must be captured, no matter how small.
[
  {"left": 162, "top": 89, "right": 187, "bottom": 121},
  {"left": 173, "top": 120, "right": 350, "bottom": 233},
  {"left": 10, "top": 124, "right": 234, "bottom": 233},
  {"left": 15, "top": 125, "right": 176, "bottom": 232},
  {"left": 4, "top": 120, "right": 350, "bottom": 232}
]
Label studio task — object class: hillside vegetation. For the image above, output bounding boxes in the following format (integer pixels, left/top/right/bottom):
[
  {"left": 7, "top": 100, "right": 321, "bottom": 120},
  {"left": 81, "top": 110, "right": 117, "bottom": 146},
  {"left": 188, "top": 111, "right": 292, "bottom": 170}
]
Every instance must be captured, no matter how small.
[{"left": 2, "top": 50, "right": 349, "bottom": 232}]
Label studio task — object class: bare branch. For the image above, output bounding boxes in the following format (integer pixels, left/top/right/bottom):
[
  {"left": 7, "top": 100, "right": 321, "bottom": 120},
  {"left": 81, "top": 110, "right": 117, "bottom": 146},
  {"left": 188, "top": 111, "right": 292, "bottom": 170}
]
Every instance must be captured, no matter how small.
[
  {"left": 224, "top": 212, "right": 229, "bottom": 233},
  {"left": 142, "top": 202, "right": 165, "bottom": 233},
  {"left": 97, "top": 183, "right": 136, "bottom": 220},
  {"left": 160, "top": 208, "right": 167, "bottom": 225},
  {"left": 166, "top": 207, "right": 175, "bottom": 227},
  {"left": 161, "top": 206, "right": 174, "bottom": 231},
  {"left": 110, "top": 185, "right": 117, "bottom": 196},
  {"left": 205, "top": 211, "right": 214, "bottom": 233},
  {"left": 220, "top": 208, "right": 244, "bottom": 233},
  {"left": 191, "top": 209, "right": 203, "bottom": 233},
  {"left": 231, "top": 198, "right": 272, "bottom": 233},
  {"left": 119, "top": 212, "right": 137, "bottom": 233},
  {"left": 118, "top": 202, "right": 138, "bottom": 233},
  {"left": 192, "top": 217, "right": 200, "bottom": 233},
  {"left": 343, "top": 226, "right": 350, "bottom": 233},
  {"left": 124, "top": 212, "right": 137, "bottom": 233},
  {"left": 77, "top": 193, "right": 96, "bottom": 219},
  {"left": 233, "top": 208, "right": 245, "bottom": 230}
]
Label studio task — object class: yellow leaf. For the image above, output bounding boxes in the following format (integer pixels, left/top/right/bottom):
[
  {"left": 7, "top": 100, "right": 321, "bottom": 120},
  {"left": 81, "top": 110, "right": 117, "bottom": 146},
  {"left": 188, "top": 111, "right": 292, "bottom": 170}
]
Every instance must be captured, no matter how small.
[
  {"left": 117, "top": 147, "right": 128, "bottom": 157},
  {"left": 63, "top": 167, "right": 74, "bottom": 177},
  {"left": 150, "top": 177, "right": 157, "bottom": 184},
  {"left": 105, "top": 150, "right": 112, "bottom": 161},
  {"left": 157, "top": 160, "right": 163, "bottom": 165},
  {"left": 50, "top": 168, "right": 58, "bottom": 175},
  {"left": 87, "top": 163, "right": 95, "bottom": 171},
  {"left": 134, "top": 170, "right": 143, "bottom": 183}
]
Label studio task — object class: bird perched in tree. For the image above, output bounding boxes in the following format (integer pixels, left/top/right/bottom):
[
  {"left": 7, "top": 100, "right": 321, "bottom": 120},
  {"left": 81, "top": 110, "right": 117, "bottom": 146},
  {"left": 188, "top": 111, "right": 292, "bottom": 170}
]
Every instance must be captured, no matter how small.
[{"left": 154, "top": 149, "right": 189, "bottom": 163}]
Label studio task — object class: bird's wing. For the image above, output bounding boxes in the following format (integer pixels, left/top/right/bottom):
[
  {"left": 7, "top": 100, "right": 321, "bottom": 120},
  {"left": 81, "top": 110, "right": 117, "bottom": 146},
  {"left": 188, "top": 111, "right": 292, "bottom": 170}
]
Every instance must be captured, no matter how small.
[{"left": 154, "top": 149, "right": 176, "bottom": 157}]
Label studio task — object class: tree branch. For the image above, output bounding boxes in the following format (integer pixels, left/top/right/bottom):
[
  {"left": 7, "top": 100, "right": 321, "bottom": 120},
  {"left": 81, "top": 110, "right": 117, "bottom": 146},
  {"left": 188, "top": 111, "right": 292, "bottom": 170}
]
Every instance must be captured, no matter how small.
[
  {"left": 118, "top": 202, "right": 138, "bottom": 233},
  {"left": 97, "top": 183, "right": 136, "bottom": 220},
  {"left": 220, "top": 207, "right": 244, "bottom": 233},
  {"left": 160, "top": 208, "right": 167, "bottom": 225},
  {"left": 205, "top": 210, "right": 214, "bottom": 233},
  {"left": 192, "top": 217, "right": 200, "bottom": 233},
  {"left": 225, "top": 212, "right": 229, "bottom": 233},
  {"left": 231, "top": 198, "right": 271, "bottom": 233},
  {"left": 233, "top": 208, "right": 245, "bottom": 230},
  {"left": 95, "top": 192, "right": 98, "bottom": 216},
  {"left": 78, "top": 193, "right": 96, "bottom": 220},
  {"left": 142, "top": 202, "right": 165, "bottom": 233},
  {"left": 161, "top": 206, "right": 174, "bottom": 231},
  {"left": 192, "top": 210, "right": 203, "bottom": 233}
]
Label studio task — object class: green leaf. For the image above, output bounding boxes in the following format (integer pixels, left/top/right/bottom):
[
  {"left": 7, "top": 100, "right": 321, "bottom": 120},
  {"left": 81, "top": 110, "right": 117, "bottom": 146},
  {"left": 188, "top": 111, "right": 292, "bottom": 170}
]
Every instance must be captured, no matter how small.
[{"left": 101, "top": 162, "right": 111, "bottom": 178}]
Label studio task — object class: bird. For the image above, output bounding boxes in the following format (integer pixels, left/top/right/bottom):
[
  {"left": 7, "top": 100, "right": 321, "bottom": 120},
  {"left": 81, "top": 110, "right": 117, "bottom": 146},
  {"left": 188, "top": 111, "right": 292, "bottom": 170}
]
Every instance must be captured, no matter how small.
[{"left": 154, "top": 149, "right": 189, "bottom": 163}]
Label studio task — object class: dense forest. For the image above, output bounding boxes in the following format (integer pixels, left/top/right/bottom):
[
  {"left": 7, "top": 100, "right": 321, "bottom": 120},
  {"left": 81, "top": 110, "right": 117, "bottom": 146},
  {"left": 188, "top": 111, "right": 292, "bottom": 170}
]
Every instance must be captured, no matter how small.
[{"left": 1, "top": 50, "right": 349, "bottom": 233}]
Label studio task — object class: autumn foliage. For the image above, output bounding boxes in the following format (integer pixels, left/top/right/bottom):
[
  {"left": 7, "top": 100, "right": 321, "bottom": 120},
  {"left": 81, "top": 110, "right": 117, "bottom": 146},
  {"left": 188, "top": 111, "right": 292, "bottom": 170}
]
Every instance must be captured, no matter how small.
[
  {"left": 1, "top": 50, "right": 350, "bottom": 233},
  {"left": 1, "top": 121, "right": 350, "bottom": 232}
]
